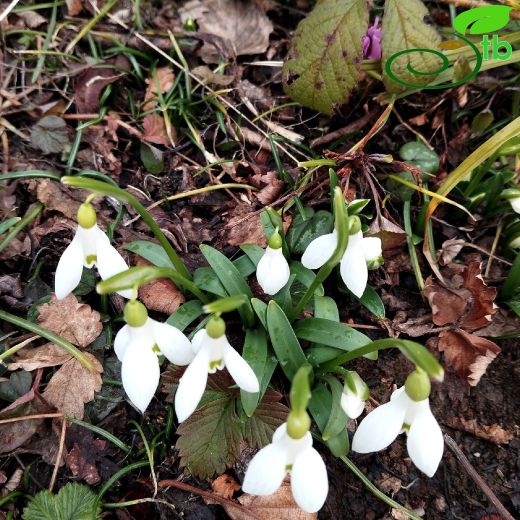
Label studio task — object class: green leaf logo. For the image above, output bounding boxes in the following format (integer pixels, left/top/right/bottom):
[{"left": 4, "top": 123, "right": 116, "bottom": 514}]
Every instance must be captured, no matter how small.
[{"left": 453, "top": 5, "right": 512, "bottom": 35}]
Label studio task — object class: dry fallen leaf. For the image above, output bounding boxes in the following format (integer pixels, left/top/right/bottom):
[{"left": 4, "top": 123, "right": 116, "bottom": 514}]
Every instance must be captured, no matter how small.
[
  {"left": 226, "top": 480, "right": 316, "bottom": 520},
  {"left": 212, "top": 473, "right": 241, "bottom": 500},
  {"left": 444, "top": 416, "right": 514, "bottom": 445},
  {"left": 7, "top": 343, "right": 72, "bottom": 371},
  {"left": 143, "top": 67, "right": 175, "bottom": 110},
  {"left": 65, "top": 444, "right": 102, "bottom": 485},
  {"left": 367, "top": 216, "right": 407, "bottom": 250},
  {"left": 38, "top": 294, "right": 103, "bottom": 347},
  {"left": 436, "top": 329, "right": 500, "bottom": 386},
  {"left": 42, "top": 353, "right": 103, "bottom": 419},
  {"left": 180, "top": 0, "right": 273, "bottom": 63},
  {"left": 66, "top": 0, "right": 83, "bottom": 16},
  {"left": 142, "top": 113, "right": 170, "bottom": 146}
]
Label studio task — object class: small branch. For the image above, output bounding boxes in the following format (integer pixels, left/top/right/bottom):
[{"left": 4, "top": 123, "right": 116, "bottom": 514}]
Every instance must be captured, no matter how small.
[
  {"left": 444, "top": 434, "right": 515, "bottom": 520},
  {"left": 49, "top": 417, "right": 67, "bottom": 492}
]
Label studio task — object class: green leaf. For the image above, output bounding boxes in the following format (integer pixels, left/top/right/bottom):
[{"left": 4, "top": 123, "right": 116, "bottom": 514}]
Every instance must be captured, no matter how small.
[
  {"left": 382, "top": 0, "right": 442, "bottom": 94},
  {"left": 30, "top": 116, "right": 71, "bottom": 155},
  {"left": 140, "top": 142, "right": 164, "bottom": 174},
  {"left": 0, "top": 371, "right": 32, "bottom": 402},
  {"left": 307, "top": 345, "right": 345, "bottom": 365},
  {"left": 356, "top": 286, "right": 385, "bottom": 318},
  {"left": 240, "top": 244, "right": 265, "bottom": 267},
  {"left": 0, "top": 217, "right": 21, "bottom": 235},
  {"left": 242, "top": 390, "right": 289, "bottom": 448},
  {"left": 176, "top": 393, "right": 242, "bottom": 479},
  {"left": 294, "top": 318, "right": 371, "bottom": 351},
  {"left": 193, "top": 267, "right": 227, "bottom": 297},
  {"left": 290, "top": 262, "right": 324, "bottom": 297},
  {"left": 322, "top": 377, "right": 348, "bottom": 441},
  {"left": 314, "top": 295, "right": 339, "bottom": 321},
  {"left": 23, "top": 483, "right": 101, "bottom": 520},
  {"left": 453, "top": 5, "right": 512, "bottom": 35},
  {"left": 200, "top": 245, "right": 254, "bottom": 326},
  {"left": 272, "top": 273, "right": 296, "bottom": 315},
  {"left": 399, "top": 141, "right": 440, "bottom": 175},
  {"left": 282, "top": 0, "right": 369, "bottom": 114},
  {"left": 286, "top": 209, "right": 334, "bottom": 255},
  {"left": 125, "top": 240, "right": 174, "bottom": 268},
  {"left": 267, "top": 301, "right": 307, "bottom": 379},
  {"left": 167, "top": 300, "right": 204, "bottom": 331},
  {"left": 240, "top": 328, "right": 268, "bottom": 417},
  {"left": 251, "top": 298, "right": 268, "bottom": 329}
]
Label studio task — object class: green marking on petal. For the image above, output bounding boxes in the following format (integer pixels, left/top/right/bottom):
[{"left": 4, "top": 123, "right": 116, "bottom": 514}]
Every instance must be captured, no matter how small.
[
  {"left": 152, "top": 344, "right": 161, "bottom": 354},
  {"left": 209, "top": 359, "right": 223, "bottom": 370},
  {"left": 285, "top": 464, "right": 293, "bottom": 472},
  {"left": 85, "top": 254, "right": 97, "bottom": 265}
]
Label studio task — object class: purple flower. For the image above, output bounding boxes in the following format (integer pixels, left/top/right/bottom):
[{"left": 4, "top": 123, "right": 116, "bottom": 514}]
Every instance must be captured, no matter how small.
[{"left": 362, "top": 17, "right": 382, "bottom": 60}]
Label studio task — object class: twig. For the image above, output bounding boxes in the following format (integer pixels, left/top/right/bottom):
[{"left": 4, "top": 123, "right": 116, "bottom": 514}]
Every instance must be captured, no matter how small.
[
  {"left": 49, "top": 416, "right": 67, "bottom": 492},
  {"left": 158, "top": 480, "right": 262, "bottom": 520},
  {"left": 444, "top": 434, "right": 516, "bottom": 520},
  {"left": 0, "top": 413, "right": 63, "bottom": 424}
]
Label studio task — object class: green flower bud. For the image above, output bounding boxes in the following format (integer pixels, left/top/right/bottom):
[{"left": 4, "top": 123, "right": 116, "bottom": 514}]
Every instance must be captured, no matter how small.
[
  {"left": 286, "top": 411, "right": 311, "bottom": 440},
  {"left": 206, "top": 315, "right": 226, "bottom": 339},
  {"left": 348, "top": 215, "right": 362, "bottom": 235},
  {"left": 77, "top": 202, "right": 97, "bottom": 229},
  {"left": 267, "top": 229, "right": 283, "bottom": 249},
  {"left": 124, "top": 300, "right": 148, "bottom": 327},
  {"left": 404, "top": 368, "right": 431, "bottom": 402}
]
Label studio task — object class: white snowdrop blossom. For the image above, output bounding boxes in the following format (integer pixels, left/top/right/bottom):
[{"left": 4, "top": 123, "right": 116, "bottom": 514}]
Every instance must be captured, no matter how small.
[
  {"left": 175, "top": 320, "right": 259, "bottom": 422},
  {"left": 352, "top": 386, "right": 444, "bottom": 477},
  {"left": 301, "top": 228, "right": 382, "bottom": 298},
  {"left": 242, "top": 423, "right": 329, "bottom": 513},
  {"left": 256, "top": 246, "right": 290, "bottom": 295},
  {"left": 509, "top": 196, "right": 520, "bottom": 214},
  {"left": 115, "top": 310, "right": 194, "bottom": 414},
  {"left": 340, "top": 372, "right": 369, "bottom": 419},
  {"left": 55, "top": 202, "right": 131, "bottom": 300}
]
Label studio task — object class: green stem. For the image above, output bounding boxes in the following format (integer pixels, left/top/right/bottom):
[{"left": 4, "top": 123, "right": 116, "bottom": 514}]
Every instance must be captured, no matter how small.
[
  {"left": 290, "top": 188, "right": 348, "bottom": 321},
  {"left": 0, "top": 310, "right": 95, "bottom": 371},
  {"left": 403, "top": 201, "right": 424, "bottom": 291},
  {"left": 298, "top": 159, "right": 337, "bottom": 169},
  {"left": 501, "top": 252, "right": 520, "bottom": 300},
  {"left": 61, "top": 176, "right": 191, "bottom": 280},
  {"left": 0, "top": 203, "right": 43, "bottom": 254},
  {"left": 0, "top": 336, "right": 38, "bottom": 364},
  {"left": 340, "top": 457, "right": 422, "bottom": 520}
]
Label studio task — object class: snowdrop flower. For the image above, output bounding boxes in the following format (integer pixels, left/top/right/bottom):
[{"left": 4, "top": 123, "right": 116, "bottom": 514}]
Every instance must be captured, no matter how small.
[
  {"left": 242, "top": 422, "right": 328, "bottom": 513},
  {"left": 509, "top": 196, "right": 520, "bottom": 214},
  {"left": 175, "top": 316, "right": 259, "bottom": 422},
  {"left": 256, "top": 231, "right": 290, "bottom": 295},
  {"left": 115, "top": 300, "right": 193, "bottom": 413},
  {"left": 55, "top": 201, "right": 131, "bottom": 300},
  {"left": 340, "top": 371, "right": 369, "bottom": 419},
  {"left": 301, "top": 216, "right": 383, "bottom": 298},
  {"left": 352, "top": 370, "right": 443, "bottom": 477}
]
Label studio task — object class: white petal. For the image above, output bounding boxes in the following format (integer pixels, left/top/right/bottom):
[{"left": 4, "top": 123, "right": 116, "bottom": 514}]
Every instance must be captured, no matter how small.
[
  {"left": 301, "top": 230, "right": 337, "bottom": 270},
  {"left": 291, "top": 447, "right": 329, "bottom": 513},
  {"left": 352, "top": 392, "right": 408, "bottom": 453},
  {"left": 407, "top": 404, "right": 444, "bottom": 477},
  {"left": 95, "top": 228, "right": 132, "bottom": 299},
  {"left": 114, "top": 324, "right": 131, "bottom": 361},
  {"left": 340, "top": 236, "right": 368, "bottom": 298},
  {"left": 77, "top": 225, "right": 99, "bottom": 267},
  {"left": 341, "top": 392, "right": 365, "bottom": 419},
  {"left": 54, "top": 230, "right": 84, "bottom": 300},
  {"left": 223, "top": 343, "right": 259, "bottom": 393},
  {"left": 191, "top": 329, "right": 207, "bottom": 354},
  {"left": 151, "top": 319, "right": 194, "bottom": 366},
  {"left": 121, "top": 340, "right": 160, "bottom": 413},
  {"left": 175, "top": 348, "right": 210, "bottom": 422},
  {"left": 242, "top": 443, "right": 287, "bottom": 496},
  {"left": 361, "top": 237, "right": 382, "bottom": 262},
  {"left": 510, "top": 197, "right": 520, "bottom": 214},
  {"left": 256, "top": 247, "right": 290, "bottom": 295}
]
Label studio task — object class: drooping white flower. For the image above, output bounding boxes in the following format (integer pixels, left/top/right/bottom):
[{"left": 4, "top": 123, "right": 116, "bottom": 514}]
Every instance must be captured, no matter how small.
[
  {"left": 115, "top": 308, "right": 193, "bottom": 414},
  {"left": 510, "top": 196, "right": 520, "bottom": 214},
  {"left": 340, "top": 371, "right": 369, "bottom": 419},
  {"left": 55, "top": 202, "right": 131, "bottom": 300},
  {"left": 242, "top": 423, "right": 328, "bottom": 513},
  {"left": 256, "top": 246, "right": 290, "bottom": 295},
  {"left": 175, "top": 320, "right": 259, "bottom": 422},
  {"left": 352, "top": 386, "right": 444, "bottom": 477},
  {"left": 301, "top": 228, "right": 382, "bottom": 298}
]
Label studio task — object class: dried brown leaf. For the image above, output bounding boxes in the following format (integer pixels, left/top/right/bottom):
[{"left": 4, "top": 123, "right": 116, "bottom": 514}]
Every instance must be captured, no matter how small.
[
  {"left": 143, "top": 67, "right": 175, "bottom": 110},
  {"left": 444, "top": 416, "right": 514, "bottom": 444},
  {"left": 180, "top": 0, "right": 273, "bottom": 63},
  {"left": 7, "top": 343, "right": 72, "bottom": 371},
  {"left": 211, "top": 473, "right": 241, "bottom": 500},
  {"left": 437, "top": 329, "right": 500, "bottom": 386},
  {"left": 66, "top": 0, "right": 83, "bottom": 16},
  {"left": 142, "top": 113, "right": 171, "bottom": 146},
  {"left": 367, "top": 216, "right": 407, "bottom": 250},
  {"left": 38, "top": 294, "right": 103, "bottom": 347},
  {"left": 42, "top": 353, "right": 103, "bottom": 419},
  {"left": 65, "top": 444, "right": 101, "bottom": 485}
]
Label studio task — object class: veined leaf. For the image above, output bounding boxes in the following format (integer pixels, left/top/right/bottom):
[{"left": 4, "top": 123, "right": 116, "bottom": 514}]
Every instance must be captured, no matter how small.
[
  {"left": 382, "top": 0, "right": 442, "bottom": 93},
  {"left": 282, "top": 0, "right": 369, "bottom": 115}
]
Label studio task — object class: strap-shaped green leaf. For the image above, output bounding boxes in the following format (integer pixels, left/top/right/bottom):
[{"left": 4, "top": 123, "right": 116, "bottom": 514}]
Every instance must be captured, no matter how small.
[
  {"left": 167, "top": 300, "right": 204, "bottom": 331},
  {"left": 294, "top": 318, "right": 371, "bottom": 350},
  {"left": 282, "top": 0, "right": 369, "bottom": 114},
  {"left": 356, "top": 286, "right": 386, "bottom": 318},
  {"left": 251, "top": 298, "right": 268, "bottom": 330},
  {"left": 240, "top": 328, "right": 268, "bottom": 417},
  {"left": 322, "top": 376, "right": 348, "bottom": 441},
  {"left": 200, "top": 244, "right": 254, "bottom": 327},
  {"left": 267, "top": 301, "right": 307, "bottom": 379}
]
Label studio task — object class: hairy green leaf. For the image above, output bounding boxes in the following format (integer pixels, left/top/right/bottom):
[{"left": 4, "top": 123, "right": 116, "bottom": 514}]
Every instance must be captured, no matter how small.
[
  {"left": 382, "top": 0, "right": 442, "bottom": 93},
  {"left": 282, "top": 0, "right": 369, "bottom": 114}
]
